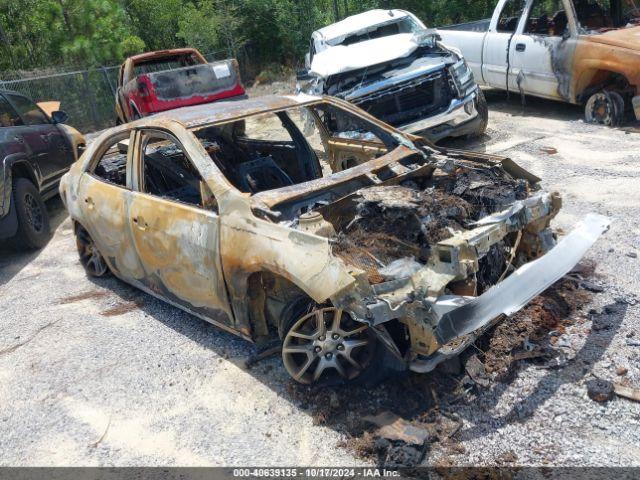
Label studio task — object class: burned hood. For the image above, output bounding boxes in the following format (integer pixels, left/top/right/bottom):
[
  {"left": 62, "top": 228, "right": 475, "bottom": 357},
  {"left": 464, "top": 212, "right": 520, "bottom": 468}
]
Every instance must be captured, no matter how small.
[
  {"left": 310, "top": 32, "right": 438, "bottom": 78},
  {"left": 583, "top": 26, "right": 640, "bottom": 50}
]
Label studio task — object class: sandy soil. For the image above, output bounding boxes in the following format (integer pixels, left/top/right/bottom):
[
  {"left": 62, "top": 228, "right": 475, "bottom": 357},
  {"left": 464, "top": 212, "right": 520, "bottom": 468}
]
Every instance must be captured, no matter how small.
[{"left": 0, "top": 87, "right": 638, "bottom": 467}]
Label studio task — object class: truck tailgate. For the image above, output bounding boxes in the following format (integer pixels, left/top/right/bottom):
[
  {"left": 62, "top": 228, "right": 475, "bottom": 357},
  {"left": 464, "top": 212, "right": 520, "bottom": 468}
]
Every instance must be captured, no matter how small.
[{"left": 141, "top": 60, "right": 244, "bottom": 107}]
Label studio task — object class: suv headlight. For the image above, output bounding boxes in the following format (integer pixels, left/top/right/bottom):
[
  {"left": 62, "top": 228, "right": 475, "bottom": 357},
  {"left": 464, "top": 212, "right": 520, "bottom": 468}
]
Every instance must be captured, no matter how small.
[{"left": 449, "top": 59, "right": 475, "bottom": 98}]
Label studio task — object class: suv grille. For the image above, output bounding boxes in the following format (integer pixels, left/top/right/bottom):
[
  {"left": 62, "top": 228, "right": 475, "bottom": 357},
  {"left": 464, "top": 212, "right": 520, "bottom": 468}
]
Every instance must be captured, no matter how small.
[{"left": 351, "top": 70, "right": 454, "bottom": 128}]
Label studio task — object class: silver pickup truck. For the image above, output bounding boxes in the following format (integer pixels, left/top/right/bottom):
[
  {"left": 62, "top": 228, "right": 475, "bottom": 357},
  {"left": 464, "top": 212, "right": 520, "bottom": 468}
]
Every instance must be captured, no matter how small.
[
  {"left": 298, "top": 9, "right": 489, "bottom": 142},
  {"left": 438, "top": 0, "right": 640, "bottom": 126}
]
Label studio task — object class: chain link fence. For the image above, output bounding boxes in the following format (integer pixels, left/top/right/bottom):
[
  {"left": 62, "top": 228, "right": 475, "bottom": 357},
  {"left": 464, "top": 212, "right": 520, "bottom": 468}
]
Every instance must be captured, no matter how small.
[{"left": 0, "top": 50, "right": 235, "bottom": 133}]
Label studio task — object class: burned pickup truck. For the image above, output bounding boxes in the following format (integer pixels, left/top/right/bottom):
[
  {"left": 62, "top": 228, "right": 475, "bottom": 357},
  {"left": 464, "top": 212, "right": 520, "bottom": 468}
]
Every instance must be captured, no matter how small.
[
  {"left": 298, "top": 9, "right": 488, "bottom": 142},
  {"left": 115, "top": 48, "right": 245, "bottom": 124},
  {"left": 439, "top": 0, "right": 640, "bottom": 126},
  {"left": 60, "top": 94, "right": 608, "bottom": 385}
]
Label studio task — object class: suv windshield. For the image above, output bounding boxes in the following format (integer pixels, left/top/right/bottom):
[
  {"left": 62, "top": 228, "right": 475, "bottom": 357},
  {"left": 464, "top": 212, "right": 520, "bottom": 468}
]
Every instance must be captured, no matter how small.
[{"left": 330, "top": 16, "right": 422, "bottom": 47}]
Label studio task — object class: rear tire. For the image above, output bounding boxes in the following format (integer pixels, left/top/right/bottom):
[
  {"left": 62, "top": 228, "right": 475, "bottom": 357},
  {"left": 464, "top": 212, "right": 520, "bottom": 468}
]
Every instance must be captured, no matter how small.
[
  {"left": 75, "top": 224, "right": 109, "bottom": 277},
  {"left": 12, "top": 178, "right": 50, "bottom": 249}
]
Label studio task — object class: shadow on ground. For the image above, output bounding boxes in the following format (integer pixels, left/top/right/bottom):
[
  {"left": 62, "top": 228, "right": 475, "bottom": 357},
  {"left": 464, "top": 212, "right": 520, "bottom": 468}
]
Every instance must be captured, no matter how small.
[
  {"left": 75, "top": 267, "right": 627, "bottom": 468},
  {"left": 440, "top": 89, "right": 639, "bottom": 152},
  {"left": 0, "top": 197, "right": 68, "bottom": 287}
]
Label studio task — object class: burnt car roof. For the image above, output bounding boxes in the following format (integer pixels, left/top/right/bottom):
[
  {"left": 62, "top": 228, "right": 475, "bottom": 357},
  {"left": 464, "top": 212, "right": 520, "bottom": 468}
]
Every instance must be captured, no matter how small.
[{"left": 148, "top": 94, "right": 322, "bottom": 130}]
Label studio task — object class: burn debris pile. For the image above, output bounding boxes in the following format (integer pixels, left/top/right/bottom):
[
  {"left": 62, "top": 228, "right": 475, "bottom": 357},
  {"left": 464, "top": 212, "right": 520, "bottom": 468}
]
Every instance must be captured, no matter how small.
[
  {"left": 334, "top": 164, "right": 530, "bottom": 284},
  {"left": 439, "top": 166, "right": 530, "bottom": 218}
]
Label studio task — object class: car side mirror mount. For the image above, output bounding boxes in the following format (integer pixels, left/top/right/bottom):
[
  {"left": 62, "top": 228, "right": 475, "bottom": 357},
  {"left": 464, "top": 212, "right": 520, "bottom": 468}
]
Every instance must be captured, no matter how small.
[{"left": 51, "top": 110, "right": 69, "bottom": 124}]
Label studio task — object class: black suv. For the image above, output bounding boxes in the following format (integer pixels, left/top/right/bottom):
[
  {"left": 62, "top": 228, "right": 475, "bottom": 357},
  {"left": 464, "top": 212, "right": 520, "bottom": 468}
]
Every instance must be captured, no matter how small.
[{"left": 0, "top": 91, "right": 84, "bottom": 249}]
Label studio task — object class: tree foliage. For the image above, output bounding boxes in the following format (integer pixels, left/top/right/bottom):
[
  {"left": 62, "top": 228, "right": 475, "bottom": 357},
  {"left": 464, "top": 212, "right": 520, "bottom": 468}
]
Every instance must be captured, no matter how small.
[{"left": 0, "top": 0, "right": 496, "bottom": 74}]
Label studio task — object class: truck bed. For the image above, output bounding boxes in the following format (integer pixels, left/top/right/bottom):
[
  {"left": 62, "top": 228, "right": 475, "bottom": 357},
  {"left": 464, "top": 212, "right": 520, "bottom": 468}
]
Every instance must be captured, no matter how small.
[
  {"left": 125, "top": 59, "right": 246, "bottom": 117},
  {"left": 439, "top": 18, "right": 491, "bottom": 32}
]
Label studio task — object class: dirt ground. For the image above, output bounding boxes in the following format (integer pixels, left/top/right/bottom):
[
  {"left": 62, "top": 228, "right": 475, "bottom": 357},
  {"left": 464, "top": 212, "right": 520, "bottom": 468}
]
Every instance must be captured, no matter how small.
[{"left": 0, "top": 87, "right": 639, "bottom": 467}]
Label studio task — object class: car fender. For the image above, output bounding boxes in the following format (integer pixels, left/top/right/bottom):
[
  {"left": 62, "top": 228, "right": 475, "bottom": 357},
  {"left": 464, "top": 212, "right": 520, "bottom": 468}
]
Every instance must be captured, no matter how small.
[
  {"left": 220, "top": 197, "right": 357, "bottom": 305},
  {"left": 1, "top": 154, "right": 39, "bottom": 217}
]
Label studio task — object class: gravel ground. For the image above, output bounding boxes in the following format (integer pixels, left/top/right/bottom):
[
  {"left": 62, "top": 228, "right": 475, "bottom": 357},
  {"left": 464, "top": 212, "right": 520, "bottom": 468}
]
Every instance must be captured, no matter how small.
[{"left": 0, "top": 87, "right": 639, "bottom": 467}]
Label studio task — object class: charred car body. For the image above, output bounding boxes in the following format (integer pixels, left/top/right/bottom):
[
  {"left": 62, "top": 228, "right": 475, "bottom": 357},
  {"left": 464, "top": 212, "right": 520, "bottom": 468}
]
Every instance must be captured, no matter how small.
[
  {"left": 439, "top": 0, "right": 640, "bottom": 126},
  {"left": 60, "top": 94, "right": 608, "bottom": 385},
  {"left": 298, "top": 10, "right": 488, "bottom": 143},
  {"left": 115, "top": 48, "right": 246, "bottom": 124}
]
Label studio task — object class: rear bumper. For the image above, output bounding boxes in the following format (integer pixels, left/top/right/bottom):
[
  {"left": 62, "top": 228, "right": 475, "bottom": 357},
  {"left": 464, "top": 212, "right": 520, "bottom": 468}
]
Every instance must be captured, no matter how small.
[
  {"left": 410, "top": 213, "right": 610, "bottom": 373},
  {"left": 399, "top": 89, "right": 480, "bottom": 142}
]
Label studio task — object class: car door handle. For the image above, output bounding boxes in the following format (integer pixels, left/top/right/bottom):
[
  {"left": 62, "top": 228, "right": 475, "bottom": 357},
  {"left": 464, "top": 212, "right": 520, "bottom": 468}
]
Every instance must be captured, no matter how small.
[
  {"left": 40, "top": 133, "right": 50, "bottom": 143},
  {"left": 84, "top": 197, "right": 95, "bottom": 209},
  {"left": 132, "top": 216, "right": 149, "bottom": 230},
  {"left": 13, "top": 135, "right": 24, "bottom": 144},
  {"left": 515, "top": 43, "right": 526, "bottom": 52}
]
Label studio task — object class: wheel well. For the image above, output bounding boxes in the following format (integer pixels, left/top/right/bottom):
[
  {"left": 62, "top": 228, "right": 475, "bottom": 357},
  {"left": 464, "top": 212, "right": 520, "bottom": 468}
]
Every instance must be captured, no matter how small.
[
  {"left": 577, "top": 70, "right": 632, "bottom": 103},
  {"left": 245, "top": 271, "right": 310, "bottom": 340},
  {"left": 11, "top": 162, "right": 38, "bottom": 188}
]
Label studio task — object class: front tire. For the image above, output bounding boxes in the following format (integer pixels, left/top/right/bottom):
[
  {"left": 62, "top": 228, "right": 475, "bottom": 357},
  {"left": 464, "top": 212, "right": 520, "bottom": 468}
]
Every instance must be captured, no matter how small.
[
  {"left": 281, "top": 305, "right": 384, "bottom": 385},
  {"left": 585, "top": 91, "right": 624, "bottom": 127},
  {"left": 12, "top": 178, "right": 50, "bottom": 249}
]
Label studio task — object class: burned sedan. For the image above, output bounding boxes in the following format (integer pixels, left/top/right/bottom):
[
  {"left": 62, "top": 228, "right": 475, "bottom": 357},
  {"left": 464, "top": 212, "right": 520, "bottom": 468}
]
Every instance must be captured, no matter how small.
[{"left": 59, "top": 95, "right": 609, "bottom": 385}]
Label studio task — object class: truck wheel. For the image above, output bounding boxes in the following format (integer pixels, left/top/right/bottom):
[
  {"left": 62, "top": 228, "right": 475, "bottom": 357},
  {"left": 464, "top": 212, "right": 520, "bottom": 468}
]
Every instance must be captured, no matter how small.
[
  {"left": 75, "top": 224, "right": 109, "bottom": 277},
  {"left": 281, "top": 305, "right": 384, "bottom": 385},
  {"left": 12, "top": 178, "right": 51, "bottom": 249},
  {"left": 471, "top": 89, "right": 489, "bottom": 137},
  {"left": 585, "top": 91, "right": 624, "bottom": 127}
]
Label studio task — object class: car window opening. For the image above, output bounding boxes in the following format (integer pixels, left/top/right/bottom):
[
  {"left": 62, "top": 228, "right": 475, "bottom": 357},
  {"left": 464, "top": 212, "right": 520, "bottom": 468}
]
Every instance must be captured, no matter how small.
[
  {"left": 132, "top": 52, "right": 202, "bottom": 77},
  {"left": 93, "top": 136, "right": 129, "bottom": 187},
  {"left": 141, "top": 134, "right": 217, "bottom": 211},
  {"left": 192, "top": 104, "right": 396, "bottom": 195}
]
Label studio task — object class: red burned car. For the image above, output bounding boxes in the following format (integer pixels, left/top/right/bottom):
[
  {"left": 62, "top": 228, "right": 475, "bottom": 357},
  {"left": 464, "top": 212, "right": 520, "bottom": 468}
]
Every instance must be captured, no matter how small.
[{"left": 115, "top": 48, "right": 246, "bottom": 124}]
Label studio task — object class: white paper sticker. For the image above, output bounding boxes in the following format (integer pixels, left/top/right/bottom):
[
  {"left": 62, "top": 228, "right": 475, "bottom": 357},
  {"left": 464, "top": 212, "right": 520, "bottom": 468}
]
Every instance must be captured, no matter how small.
[{"left": 213, "top": 63, "right": 231, "bottom": 79}]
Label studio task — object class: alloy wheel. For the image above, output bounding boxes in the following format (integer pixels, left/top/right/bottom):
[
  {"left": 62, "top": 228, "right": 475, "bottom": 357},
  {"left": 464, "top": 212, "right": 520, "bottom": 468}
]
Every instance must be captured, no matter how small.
[
  {"left": 23, "top": 192, "right": 44, "bottom": 233},
  {"left": 282, "top": 307, "right": 375, "bottom": 384},
  {"left": 76, "top": 227, "right": 108, "bottom": 277}
]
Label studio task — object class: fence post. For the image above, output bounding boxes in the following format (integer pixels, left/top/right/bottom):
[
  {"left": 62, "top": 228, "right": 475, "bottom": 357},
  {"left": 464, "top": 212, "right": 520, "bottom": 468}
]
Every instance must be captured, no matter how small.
[
  {"left": 82, "top": 70, "right": 100, "bottom": 130},
  {"left": 101, "top": 66, "right": 116, "bottom": 97}
]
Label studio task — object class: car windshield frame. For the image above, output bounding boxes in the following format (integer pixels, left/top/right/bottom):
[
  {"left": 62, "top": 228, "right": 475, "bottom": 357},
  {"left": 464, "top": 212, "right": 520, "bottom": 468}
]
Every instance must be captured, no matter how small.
[{"left": 187, "top": 99, "right": 406, "bottom": 197}]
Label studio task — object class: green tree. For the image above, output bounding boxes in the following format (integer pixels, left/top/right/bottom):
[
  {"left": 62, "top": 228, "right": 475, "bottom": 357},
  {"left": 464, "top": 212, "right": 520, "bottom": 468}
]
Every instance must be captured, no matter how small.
[
  {"left": 125, "top": 0, "right": 185, "bottom": 51},
  {"left": 59, "top": 0, "right": 145, "bottom": 65}
]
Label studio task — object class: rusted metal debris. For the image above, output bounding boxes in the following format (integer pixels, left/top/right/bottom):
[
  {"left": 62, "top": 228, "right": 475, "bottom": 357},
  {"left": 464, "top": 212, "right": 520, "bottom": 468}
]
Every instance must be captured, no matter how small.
[
  {"left": 614, "top": 383, "right": 640, "bottom": 403},
  {"left": 465, "top": 354, "right": 491, "bottom": 388},
  {"left": 363, "top": 412, "right": 432, "bottom": 446},
  {"left": 588, "top": 378, "right": 640, "bottom": 403}
]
